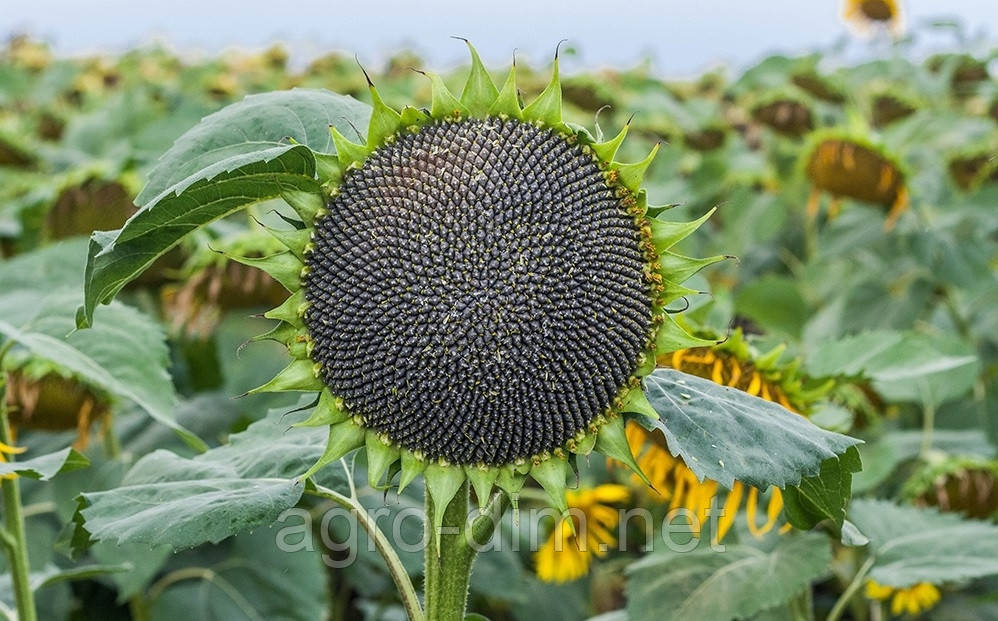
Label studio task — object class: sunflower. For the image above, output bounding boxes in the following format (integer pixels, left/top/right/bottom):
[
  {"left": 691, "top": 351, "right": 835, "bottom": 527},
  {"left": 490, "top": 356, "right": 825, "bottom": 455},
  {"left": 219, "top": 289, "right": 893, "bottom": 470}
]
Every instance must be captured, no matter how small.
[
  {"left": 620, "top": 331, "right": 823, "bottom": 542},
  {"left": 3, "top": 359, "right": 110, "bottom": 451},
  {"left": 842, "top": 0, "right": 904, "bottom": 36},
  {"left": 750, "top": 91, "right": 815, "bottom": 139},
  {"left": 903, "top": 457, "right": 998, "bottom": 519},
  {"left": 870, "top": 91, "right": 918, "bottom": 128},
  {"left": 802, "top": 131, "right": 909, "bottom": 230},
  {"left": 238, "top": 43, "right": 721, "bottom": 529},
  {"left": 865, "top": 580, "right": 941, "bottom": 617},
  {"left": 535, "top": 484, "right": 630, "bottom": 583},
  {"left": 160, "top": 230, "right": 291, "bottom": 338},
  {"left": 946, "top": 142, "right": 998, "bottom": 192}
]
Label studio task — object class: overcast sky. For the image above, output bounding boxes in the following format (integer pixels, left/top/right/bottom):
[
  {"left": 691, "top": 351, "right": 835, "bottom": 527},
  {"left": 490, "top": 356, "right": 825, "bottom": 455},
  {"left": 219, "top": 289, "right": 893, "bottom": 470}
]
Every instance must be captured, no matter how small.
[{"left": 6, "top": 1, "right": 997, "bottom": 76}]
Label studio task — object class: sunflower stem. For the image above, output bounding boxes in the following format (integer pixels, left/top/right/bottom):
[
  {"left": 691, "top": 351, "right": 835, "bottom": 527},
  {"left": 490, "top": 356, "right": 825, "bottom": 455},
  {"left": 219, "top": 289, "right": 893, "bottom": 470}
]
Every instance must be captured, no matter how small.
[
  {"left": 0, "top": 371, "right": 38, "bottom": 621},
  {"left": 424, "top": 480, "right": 474, "bottom": 621},
  {"left": 920, "top": 399, "right": 936, "bottom": 458},
  {"left": 827, "top": 555, "right": 876, "bottom": 621},
  {"left": 307, "top": 484, "right": 424, "bottom": 621}
]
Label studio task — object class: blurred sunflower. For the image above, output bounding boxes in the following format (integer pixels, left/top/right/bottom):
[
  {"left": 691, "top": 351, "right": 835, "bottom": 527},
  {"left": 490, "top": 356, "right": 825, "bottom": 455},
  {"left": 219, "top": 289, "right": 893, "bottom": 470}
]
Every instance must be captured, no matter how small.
[
  {"left": 803, "top": 132, "right": 909, "bottom": 230},
  {"left": 3, "top": 359, "right": 111, "bottom": 451},
  {"left": 160, "top": 230, "right": 290, "bottom": 339},
  {"left": 535, "top": 484, "right": 630, "bottom": 583},
  {"left": 865, "top": 580, "right": 941, "bottom": 617},
  {"left": 842, "top": 0, "right": 904, "bottom": 36},
  {"left": 621, "top": 331, "right": 827, "bottom": 542},
  {"left": 904, "top": 457, "right": 998, "bottom": 519}
]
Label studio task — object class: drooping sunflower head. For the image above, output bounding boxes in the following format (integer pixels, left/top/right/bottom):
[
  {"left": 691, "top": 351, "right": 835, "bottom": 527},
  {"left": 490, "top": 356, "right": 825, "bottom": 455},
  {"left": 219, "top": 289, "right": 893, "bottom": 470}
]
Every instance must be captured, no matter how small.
[
  {"left": 869, "top": 90, "right": 919, "bottom": 128},
  {"left": 2, "top": 356, "right": 110, "bottom": 449},
  {"left": 749, "top": 89, "right": 816, "bottom": 138},
  {"left": 841, "top": 0, "right": 904, "bottom": 36},
  {"left": 161, "top": 229, "right": 291, "bottom": 338},
  {"left": 903, "top": 457, "right": 998, "bottom": 519},
  {"left": 802, "top": 130, "right": 910, "bottom": 229},
  {"left": 241, "top": 42, "right": 721, "bottom": 524},
  {"left": 946, "top": 141, "right": 998, "bottom": 192}
]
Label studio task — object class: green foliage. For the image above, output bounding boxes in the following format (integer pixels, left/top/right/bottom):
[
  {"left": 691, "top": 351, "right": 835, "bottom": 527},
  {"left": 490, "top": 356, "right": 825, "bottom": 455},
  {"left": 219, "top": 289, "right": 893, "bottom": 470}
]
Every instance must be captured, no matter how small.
[
  {"left": 0, "top": 240, "right": 203, "bottom": 450},
  {"left": 626, "top": 533, "right": 832, "bottom": 621},
  {"left": 642, "top": 369, "right": 860, "bottom": 490},
  {"left": 71, "top": 408, "right": 343, "bottom": 552},
  {"left": 0, "top": 448, "right": 88, "bottom": 480},
  {"left": 782, "top": 446, "right": 861, "bottom": 531},
  {"left": 850, "top": 499, "right": 998, "bottom": 587}
]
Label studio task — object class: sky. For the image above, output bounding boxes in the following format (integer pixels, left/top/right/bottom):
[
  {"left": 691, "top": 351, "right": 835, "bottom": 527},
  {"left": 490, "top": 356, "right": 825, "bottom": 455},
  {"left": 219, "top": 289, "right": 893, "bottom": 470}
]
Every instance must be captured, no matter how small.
[{"left": 5, "top": 1, "right": 997, "bottom": 77}]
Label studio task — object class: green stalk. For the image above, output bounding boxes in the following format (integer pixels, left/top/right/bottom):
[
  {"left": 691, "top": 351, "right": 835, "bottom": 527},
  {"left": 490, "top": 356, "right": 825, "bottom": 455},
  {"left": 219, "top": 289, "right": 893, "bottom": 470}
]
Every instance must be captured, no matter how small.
[
  {"left": 308, "top": 484, "right": 424, "bottom": 621},
  {"left": 0, "top": 370, "right": 38, "bottom": 621},
  {"left": 920, "top": 399, "right": 936, "bottom": 458},
  {"left": 827, "top": 556, "right": 876, "bottom": 621},
  {"left": 424, "top": 481, "right": 474, "bottom": 621}
]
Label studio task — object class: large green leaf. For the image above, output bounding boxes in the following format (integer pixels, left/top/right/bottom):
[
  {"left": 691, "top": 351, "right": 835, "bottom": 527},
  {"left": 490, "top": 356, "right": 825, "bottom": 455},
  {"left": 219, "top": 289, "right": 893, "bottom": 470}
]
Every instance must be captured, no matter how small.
[
  {"left": 849, "top": 499, "right": 998, "bottom": 587},
  {"left": 733, "top": 275, "right": 809, "bottom": 340},
  {"left": 72, "top": 407, "right": 342, "bottom": 551},
  {"left": 76, "top": 477, "right": 303, "bottom": 551},
  {"left": 147, "top": 527, "right": 329, "bottom": 621},
  {"left": 805, "top": 330, "right": 978, "bottom": 406},
  {"left": 80, "top": 89, "right": 372, "bottom": 327},
  {"left": 0, "top": 447, "right": 89, "bottom": 480},
  {"left": 626, "top": 533, "right": 832, "bottom": 621},
  {"left": 642, "top": 369, "right": 861, "bottom": 489},
  {"left": 782, "top": 446, "right": 862, "bottom": 531},
  {"left": 136, "top": 88, "right": 369, "bottom": 205},
  {"left": 0, "top": 241, "right": 204, "bottom": 448},
  {"left": 78, "top": 149, "right": 319, "bottom": 327},
  {"left": 0, "top": 299, "right": 204, "bottom": 453}
]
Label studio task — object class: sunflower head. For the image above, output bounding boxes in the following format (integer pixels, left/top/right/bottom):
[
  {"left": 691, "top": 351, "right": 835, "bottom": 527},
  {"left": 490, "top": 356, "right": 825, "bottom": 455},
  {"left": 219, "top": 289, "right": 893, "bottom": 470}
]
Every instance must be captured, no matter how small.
[
  {"left": 842, "top": 0, "right": 904, "bottom": 36},
  {"left": 865, "top": 580, "right": 941, "bottom": 617},
  {"left": 789, "top": 71, "right": 845, "bottom": 105},
  {"left": 239, "top": 42, "right": 721, "bottom": 530},
  {"left": 161, "top": 230, "right": 291, "bottom": 338},
  {"left": 946, "top": 141, "right": 998, "bottom": 191},
  {"left": 46, "top": 177, "right": 138, "bottom": 242},
  {"left": 3, "top": 357, "right": 110, "bottom": 448},
  {"left": 4, "top": 36, "right": 51, "bottom": 72},
  {"left": 749, "top": 90, "right": 815, "bottom": 138},
  {"left": 903, "top": 457, "right": 998, "bottom": 519},
  {"left": 802, "top": 130, "right": 910, "bottom": 229},
  {"left": 870, "top": 91, "right": 919, "bottom": 128}
]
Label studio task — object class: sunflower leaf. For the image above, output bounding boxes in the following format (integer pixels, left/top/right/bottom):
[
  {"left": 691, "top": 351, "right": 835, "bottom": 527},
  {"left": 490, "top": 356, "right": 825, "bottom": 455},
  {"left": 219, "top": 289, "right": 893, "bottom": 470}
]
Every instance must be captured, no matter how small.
[
  {"left": 78, "top": 150, "right": 320, "bottom": 327},
  {"left": 642, "top": 368, "right": 861, "bottom": 490},
  {"left": 69, "top": 405, "right": 346, "bottom": 553},
  {"left": 0, "top": 447, "right": 89, "bottom": 481},
  {"left": 79, "top": 89, "right": 372, "bottom": 328},
  {"left": 849, "top": 499, "right": 998, "bottom": 588},
  {"left": 135, "top": 89, "right": 370, "bottom": 206},
  {"left": 782, "top": 446, "right": 862, "bottom": 532},
  {"left": 626, "top": 532, "right": 832, "bottom": 621}
]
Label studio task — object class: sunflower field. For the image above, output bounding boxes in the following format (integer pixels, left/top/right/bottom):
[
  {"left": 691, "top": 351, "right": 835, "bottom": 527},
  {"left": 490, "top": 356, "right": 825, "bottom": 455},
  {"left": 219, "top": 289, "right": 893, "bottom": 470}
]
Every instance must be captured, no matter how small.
[{"left": 0, "top": 8, "right": 996, "bottom": 621}]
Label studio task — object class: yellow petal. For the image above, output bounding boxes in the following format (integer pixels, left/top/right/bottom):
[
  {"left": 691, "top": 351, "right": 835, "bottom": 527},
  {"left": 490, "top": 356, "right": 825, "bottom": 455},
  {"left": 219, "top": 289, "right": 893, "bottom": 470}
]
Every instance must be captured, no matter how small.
[{"left": 0, "top": 441, "right": 27, "bottom": 455}]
